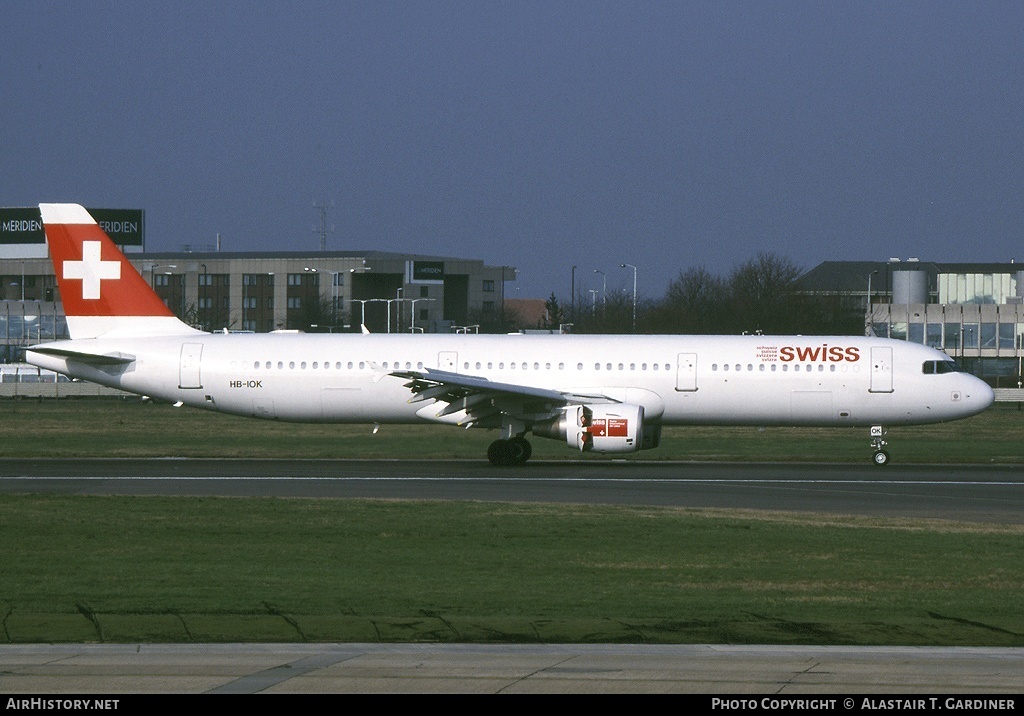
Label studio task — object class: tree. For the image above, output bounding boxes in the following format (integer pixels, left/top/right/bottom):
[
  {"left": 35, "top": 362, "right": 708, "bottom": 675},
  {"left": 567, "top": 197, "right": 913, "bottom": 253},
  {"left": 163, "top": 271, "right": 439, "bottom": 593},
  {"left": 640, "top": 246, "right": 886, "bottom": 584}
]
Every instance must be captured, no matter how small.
[
  {"left": 728, "top": 252, "right": 803, "bottom": 334},
  {"left": 543, "top": 293, "right": 565, "bottom": 330},
  {"left": 647, "top": 266, "right": 729, "bottom": 334}
]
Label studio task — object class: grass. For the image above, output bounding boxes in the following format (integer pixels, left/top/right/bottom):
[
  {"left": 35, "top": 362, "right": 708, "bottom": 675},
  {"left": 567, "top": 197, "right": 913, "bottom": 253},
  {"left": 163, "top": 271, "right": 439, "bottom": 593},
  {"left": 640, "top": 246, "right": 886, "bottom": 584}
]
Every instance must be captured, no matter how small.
[
  {"left": 0, "top": 400, "right": 1021, "bottom": 645},
  {"left": 2, "top": 496, "right": 1022, "bottom": 645},
  {"left": 1, "top": 398, "right": 1023, "bottom": 462}
]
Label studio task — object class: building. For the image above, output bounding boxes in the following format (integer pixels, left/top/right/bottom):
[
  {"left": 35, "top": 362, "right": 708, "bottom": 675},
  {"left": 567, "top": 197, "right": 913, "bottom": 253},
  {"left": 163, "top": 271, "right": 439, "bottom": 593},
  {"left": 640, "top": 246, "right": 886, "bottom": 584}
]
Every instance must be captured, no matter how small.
[
  {"left": 0, "top": 207, "right": 515, "bottom": 361},
  {"left": 797, "top": 259, "right": 1024, "bottom": 387}
]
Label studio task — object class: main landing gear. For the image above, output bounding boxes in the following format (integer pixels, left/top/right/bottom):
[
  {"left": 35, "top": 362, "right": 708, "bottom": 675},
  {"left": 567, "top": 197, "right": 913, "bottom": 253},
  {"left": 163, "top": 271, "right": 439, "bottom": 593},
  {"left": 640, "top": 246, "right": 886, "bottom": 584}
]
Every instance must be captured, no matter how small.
[
  {"left": 487, "top": 436, "right": 532, "bottom": 467},
  {"left": 870, "top": 425, "right": 890, "bottom": 466}
]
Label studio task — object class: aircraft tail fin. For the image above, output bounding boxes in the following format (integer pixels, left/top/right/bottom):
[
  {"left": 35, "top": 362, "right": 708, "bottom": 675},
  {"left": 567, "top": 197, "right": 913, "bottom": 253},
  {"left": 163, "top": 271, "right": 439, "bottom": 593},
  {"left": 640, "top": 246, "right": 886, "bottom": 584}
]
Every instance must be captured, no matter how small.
[{"left": 39, "top": 203, "right": 202, "bottom": 339}]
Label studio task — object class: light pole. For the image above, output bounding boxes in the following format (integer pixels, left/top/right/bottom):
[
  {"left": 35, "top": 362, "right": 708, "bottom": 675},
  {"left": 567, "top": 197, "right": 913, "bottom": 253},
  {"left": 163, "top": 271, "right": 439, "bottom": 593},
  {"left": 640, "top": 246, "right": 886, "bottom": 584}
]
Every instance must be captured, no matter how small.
[
  {"left": 593, "top": 269, "right": 606, "bottom": 305},
  {"left": 350, "top": 299, "right": 371, "bottom": 330},
  {"left": 621, "top": 263, "right": 637, "bottom": 332},
  {"left": 589, "top": 289, "right": 599, "bottom": 319},
  {"left": 571, "top": 265, "right": 577, "bottom": 323},
  {"left": 410, "top": 298, "right": 435, "bottom": 332}
]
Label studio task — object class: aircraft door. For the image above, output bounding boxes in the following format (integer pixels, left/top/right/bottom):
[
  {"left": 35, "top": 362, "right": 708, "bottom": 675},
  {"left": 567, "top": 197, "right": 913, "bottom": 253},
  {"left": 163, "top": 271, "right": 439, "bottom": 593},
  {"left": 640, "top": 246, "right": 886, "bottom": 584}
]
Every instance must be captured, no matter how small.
[
  {"left": 438, "top": 351, "right": 458, "bottom": 372},
  {"left": 675, "top": 353, "right": 697, "bottom": 392},
  {"left": 179, "top": 343, "right": 203, "bottom": 389},
  {"left": 869, "top": 346, "right": 894, "bottom": 393}
]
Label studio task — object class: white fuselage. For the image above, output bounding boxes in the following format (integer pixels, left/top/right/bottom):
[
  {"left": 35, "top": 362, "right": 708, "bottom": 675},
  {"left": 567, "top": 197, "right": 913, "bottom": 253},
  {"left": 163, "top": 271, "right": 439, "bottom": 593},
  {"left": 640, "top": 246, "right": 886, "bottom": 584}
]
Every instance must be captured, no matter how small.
[{"left": 27, "top": 333, "right": 993, "bottom": 428}]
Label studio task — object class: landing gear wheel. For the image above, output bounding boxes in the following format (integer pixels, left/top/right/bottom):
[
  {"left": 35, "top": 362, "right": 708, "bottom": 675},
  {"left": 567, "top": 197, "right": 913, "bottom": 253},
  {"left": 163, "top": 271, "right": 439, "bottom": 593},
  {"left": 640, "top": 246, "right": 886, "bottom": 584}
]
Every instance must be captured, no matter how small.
[
  {"left": 487, "top": 437, "right": 533, "bottom": 467},
  {"left": 869, "top": 425, "right": 890, "bottom": 467},
  {"left": 509, "top": 436, "right": 532, "bottom": 464},
  {"left": 487, "top": 439, "right": 509, "bottom": 466}
]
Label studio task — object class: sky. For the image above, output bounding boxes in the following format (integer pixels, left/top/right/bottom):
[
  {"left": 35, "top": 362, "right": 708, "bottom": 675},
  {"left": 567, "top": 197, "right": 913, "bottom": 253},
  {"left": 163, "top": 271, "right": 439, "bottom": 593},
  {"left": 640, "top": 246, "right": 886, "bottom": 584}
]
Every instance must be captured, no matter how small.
[{"left": 3, "top": 1, "right": 1023, "bottom": 300}]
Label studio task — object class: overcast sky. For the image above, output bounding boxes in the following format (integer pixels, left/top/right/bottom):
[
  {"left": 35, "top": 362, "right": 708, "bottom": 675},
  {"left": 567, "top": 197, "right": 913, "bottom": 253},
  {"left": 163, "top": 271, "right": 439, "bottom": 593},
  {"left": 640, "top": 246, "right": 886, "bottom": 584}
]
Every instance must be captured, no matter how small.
[{"left": 3, "top": 1, "right": 1023, "bottom": 299}]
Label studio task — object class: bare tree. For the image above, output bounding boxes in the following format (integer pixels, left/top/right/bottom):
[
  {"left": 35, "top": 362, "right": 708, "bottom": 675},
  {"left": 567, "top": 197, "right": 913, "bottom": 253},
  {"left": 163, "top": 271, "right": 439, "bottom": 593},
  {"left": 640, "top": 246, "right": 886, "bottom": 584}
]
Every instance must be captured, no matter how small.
[{"left": 728, "top": 253, "right": 803, "bottom": 334}]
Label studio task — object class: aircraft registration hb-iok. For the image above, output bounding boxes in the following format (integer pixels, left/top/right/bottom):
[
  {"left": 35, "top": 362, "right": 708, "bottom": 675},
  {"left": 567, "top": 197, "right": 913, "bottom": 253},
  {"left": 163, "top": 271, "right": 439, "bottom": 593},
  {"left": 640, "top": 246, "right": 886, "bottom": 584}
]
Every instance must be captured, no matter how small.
[{"left": 27, "top": 204, "right": 993, "bottom": 466}]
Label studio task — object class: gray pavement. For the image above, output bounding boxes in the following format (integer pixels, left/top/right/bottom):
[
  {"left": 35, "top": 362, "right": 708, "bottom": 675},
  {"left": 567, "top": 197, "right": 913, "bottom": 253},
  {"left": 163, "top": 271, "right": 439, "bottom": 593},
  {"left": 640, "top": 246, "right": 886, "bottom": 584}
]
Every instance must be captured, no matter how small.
[{"left": 2, "top": 643, "right": 1023, "bottom": 694}]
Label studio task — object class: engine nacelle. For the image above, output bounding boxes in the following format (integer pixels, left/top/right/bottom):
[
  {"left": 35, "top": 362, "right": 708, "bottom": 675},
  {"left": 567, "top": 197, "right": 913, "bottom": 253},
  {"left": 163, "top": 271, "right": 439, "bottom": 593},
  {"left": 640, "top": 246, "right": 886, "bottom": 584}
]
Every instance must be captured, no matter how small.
[{"left": 534, "top": 404, "right": 646, "bottom": 453}]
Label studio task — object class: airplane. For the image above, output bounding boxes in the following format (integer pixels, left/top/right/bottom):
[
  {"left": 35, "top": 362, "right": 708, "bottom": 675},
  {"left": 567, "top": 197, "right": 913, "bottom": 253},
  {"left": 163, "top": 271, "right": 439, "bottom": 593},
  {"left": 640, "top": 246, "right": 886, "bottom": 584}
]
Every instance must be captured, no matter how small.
[{"left": 26, "top": 203, "right": 994, "bottom": 466}]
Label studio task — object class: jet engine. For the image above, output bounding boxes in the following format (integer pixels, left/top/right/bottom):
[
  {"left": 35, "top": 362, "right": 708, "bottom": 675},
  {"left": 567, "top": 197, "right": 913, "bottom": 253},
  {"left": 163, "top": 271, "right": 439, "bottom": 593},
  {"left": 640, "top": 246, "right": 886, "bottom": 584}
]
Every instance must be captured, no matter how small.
[{"left": 533, "top": 404, "right": 649, "bottom": 453}]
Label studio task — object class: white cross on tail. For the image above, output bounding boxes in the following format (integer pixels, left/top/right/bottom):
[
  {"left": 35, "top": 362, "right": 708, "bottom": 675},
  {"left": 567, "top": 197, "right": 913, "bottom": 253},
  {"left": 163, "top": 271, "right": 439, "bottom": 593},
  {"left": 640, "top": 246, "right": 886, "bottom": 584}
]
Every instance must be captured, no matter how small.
[{"left": 62, "top": 240, "right": 121, "bottom": 300}]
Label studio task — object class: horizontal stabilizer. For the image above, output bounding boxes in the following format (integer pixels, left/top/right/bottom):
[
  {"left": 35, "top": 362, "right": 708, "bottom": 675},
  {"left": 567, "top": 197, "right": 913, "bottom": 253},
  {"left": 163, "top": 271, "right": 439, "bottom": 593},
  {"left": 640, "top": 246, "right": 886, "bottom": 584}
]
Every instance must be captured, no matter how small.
[{"left": 28, "top": 345, "right": 136, "bottom": 366}]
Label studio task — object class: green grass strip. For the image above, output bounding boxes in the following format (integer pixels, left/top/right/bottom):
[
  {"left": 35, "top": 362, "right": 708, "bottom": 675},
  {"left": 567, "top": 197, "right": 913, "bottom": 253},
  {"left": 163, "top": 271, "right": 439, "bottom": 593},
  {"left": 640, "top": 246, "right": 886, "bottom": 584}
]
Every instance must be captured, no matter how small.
[
  {"left": 1, "top": 400, "right": 1023, "bottom": 462},
  {"left": 2, "top": 496, "right": 1022, "bottom": 645}
]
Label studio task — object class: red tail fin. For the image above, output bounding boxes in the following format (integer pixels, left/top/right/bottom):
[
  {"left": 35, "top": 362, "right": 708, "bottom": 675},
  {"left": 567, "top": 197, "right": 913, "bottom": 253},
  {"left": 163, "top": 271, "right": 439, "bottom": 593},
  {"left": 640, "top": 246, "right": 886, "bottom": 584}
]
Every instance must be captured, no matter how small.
[{"left": 40, "top": 204, "right": 201, "bottom": 339}]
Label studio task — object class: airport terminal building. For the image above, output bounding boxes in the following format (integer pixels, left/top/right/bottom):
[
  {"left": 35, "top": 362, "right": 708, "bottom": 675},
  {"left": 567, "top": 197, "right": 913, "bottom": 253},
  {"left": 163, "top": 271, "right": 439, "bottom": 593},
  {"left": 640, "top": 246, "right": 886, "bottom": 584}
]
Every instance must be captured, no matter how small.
[
  {"left": 0, "top": 206, "right": 515, "bottom": 364},
  {"left": 796, "top": 259, "right": 1024, "bottom": 388}
]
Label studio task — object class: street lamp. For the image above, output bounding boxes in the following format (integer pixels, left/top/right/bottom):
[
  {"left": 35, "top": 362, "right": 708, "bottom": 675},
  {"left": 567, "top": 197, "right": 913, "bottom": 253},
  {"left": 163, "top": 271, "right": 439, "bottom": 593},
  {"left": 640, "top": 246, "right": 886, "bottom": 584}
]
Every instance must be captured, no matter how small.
[
  {"left": 621, "top": 263, "right": 637, "bottom": 332},
  {"left": 409, "top": 298, "right": 435, "bottom": 331},
  {"left": 349, "top": 299, "right": 371, "bottom": 330},
  {"left": 571, "top": 265, "right": 577, "bottom": 323},
  {"left": 388, "top": 291, "right": 412, "bottom": 334},
  {"left": 593, "top": 269, "right": 606, "bottom": 304}
]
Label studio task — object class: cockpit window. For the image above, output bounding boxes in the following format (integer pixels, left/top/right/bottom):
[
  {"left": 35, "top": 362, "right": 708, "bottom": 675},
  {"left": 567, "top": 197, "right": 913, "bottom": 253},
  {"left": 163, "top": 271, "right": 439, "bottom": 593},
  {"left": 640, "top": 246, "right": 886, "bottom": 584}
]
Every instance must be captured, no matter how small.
[{"left": 922, "top": 360, "right": 964, "bottom": 374}]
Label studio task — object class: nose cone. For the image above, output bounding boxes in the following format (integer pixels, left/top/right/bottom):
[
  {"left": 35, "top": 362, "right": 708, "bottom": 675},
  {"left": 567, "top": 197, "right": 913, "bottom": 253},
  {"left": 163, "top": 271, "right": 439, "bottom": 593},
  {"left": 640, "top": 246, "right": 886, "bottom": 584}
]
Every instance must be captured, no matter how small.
[{"left": 963, "top": 376, "right": 995, "bottom": 416}]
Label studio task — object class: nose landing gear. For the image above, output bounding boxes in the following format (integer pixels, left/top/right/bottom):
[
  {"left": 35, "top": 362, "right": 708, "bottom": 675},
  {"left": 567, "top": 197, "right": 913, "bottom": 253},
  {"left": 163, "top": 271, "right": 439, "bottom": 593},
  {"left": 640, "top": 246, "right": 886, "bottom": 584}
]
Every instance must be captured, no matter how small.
[{"left": 870, "top": 425, "right": 890, "bottom": 466}]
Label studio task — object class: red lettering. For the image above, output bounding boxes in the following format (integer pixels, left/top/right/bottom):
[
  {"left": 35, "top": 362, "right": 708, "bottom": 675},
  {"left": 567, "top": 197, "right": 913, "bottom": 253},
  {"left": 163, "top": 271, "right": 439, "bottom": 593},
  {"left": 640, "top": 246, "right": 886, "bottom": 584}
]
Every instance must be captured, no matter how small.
[
  {"left": 779, "top": 347, "right": 794, "bottom": 361},
  {"left": 829, "top": 346, "right": 845, "bottom": 361},
  {"left": 845, "top": 346, "right": 860, "bottom": 362},
  {"left": 795, "top": 346, "right": 823, "bottom": 361}
]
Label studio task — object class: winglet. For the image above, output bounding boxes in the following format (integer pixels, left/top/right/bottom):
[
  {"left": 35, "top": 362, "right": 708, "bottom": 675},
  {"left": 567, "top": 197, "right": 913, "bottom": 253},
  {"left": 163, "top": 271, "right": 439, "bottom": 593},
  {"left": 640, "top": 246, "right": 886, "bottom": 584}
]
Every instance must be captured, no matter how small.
[{"left": 39, "top": 203, "right": 202, "bottom": 339}]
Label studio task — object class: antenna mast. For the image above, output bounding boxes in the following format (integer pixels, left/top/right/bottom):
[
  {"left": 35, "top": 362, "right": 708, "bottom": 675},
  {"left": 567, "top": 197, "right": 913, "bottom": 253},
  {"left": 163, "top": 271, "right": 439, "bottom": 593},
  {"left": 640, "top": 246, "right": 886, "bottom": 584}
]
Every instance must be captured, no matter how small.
[{"left": 313, "top": 201, "right": 333, "bottom": 251}]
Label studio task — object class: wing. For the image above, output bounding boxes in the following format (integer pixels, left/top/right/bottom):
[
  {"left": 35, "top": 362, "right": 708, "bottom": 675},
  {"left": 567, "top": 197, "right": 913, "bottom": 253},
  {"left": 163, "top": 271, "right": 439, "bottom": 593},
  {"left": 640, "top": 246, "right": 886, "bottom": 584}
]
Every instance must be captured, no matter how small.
[{"left": 391, "top": 367, "right": 619, "bottom": 428}]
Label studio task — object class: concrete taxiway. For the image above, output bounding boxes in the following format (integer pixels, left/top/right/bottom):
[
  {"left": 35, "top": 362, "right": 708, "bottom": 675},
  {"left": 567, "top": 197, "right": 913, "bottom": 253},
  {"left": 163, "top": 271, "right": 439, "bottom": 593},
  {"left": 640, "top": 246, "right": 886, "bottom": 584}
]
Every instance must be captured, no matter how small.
[{"left": 2, "top": 643, "right": 1024, "bottom": 694}]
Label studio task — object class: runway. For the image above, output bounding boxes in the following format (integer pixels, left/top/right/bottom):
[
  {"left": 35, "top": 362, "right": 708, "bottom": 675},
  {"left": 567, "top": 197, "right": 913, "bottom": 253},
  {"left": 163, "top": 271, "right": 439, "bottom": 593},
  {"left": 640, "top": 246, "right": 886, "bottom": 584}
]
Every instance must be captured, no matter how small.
[
  {"left": 3, "top": 458, "right": 1022, "bottom": 693},
  {"left": 1, "top": 458, "right": 1022, "bottom": 523}
]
